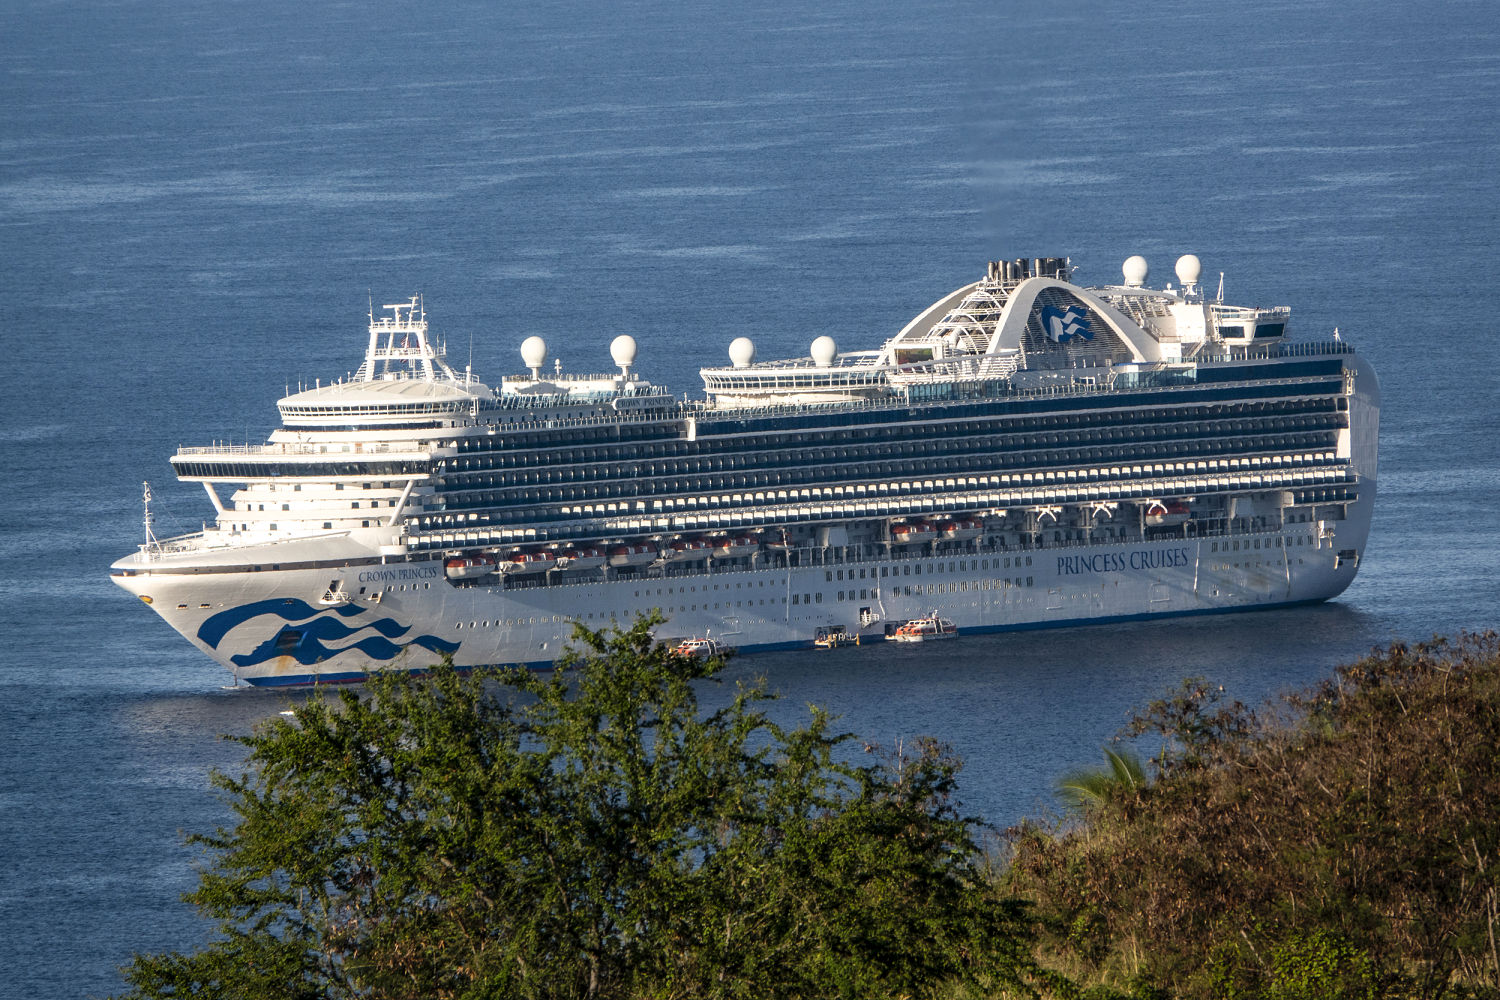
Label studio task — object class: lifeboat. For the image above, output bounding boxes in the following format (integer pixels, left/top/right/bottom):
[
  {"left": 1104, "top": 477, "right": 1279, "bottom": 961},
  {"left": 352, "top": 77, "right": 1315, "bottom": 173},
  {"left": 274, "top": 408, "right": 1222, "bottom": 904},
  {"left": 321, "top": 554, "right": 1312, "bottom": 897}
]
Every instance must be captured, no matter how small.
[
  {"left": 710, "top": 534, "right": 760, "bottom": 559},
  {"left": 1144, "top": 500, "right": 1192, "bottom": 526},
  {"left": 500, "top": 550, "right": 557, "bottom": 574},
  {"left": 938, "top": 518, "right": 983, "bottom": 542},
  {"left": 608, "top": 543, "right": 657, "bottom": 568},
  {"left": 891, "top": 521, "right": 937, "bottom": 545},
  {"left": 762, "top": 530, "right": 794, "bottom": 550},
  {"left": 890, "top": 612, "right": 958, "bottom": 643},
  {"left": 672, "top": 636, "right": 729, "bottom": 658},
  {"left": 557, "top": 546, "right": 606, "bottom": 572},
  {"left": 444, "top": 554, "right": 497, "bottom": 580},
  {"left": 661, "top": 538, "right": 712, "bottom": 562}
]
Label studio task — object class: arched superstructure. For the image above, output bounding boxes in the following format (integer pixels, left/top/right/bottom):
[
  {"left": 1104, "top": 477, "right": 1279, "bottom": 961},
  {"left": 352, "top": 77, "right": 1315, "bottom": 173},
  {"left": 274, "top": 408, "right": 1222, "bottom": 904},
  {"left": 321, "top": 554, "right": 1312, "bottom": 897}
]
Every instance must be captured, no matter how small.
[{"left": 985, "top": 277, "right": 1161, "bottom": 363}]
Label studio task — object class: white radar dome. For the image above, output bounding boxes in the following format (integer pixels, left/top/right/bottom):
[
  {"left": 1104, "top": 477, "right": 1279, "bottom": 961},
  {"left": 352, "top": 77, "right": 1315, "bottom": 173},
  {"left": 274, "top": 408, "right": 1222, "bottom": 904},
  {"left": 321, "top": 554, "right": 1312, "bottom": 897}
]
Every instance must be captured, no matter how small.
[
  {"left": 1122, "top": 255, "right": 1149, "bottom": 287},
  {"left": 1175, "top": 254, "right": 1202, "bottom": 288},
  {"left": 810, "top": 335, "right": 838, "bottom": 366},
  {"left": 728, "top": 336, "right": 755, "bottom": 368},
  {"left": 609, "top": 334, "right": 638, "bottom": 373},
  {"left": 521, "top": 335, "right": 548, "bottom": 374}
]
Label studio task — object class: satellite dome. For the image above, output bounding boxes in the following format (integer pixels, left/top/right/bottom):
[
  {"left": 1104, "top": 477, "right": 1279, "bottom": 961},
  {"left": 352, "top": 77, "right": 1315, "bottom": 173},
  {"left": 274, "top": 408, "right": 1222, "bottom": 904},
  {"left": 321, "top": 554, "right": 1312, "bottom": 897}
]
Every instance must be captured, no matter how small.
[
  {"left": 810, "top": 335, "right": 838, "bottom": 366},
  {"left": 609, "top": 334, "right": 637, "bottom": 373},
  {"left": 729, "top": 336, "right": 755, "bottom": 368},
  {"left": 1122, "top": 255, "right": 1148, "bottom": 287},
  {"left": 1175, "top": 254, "right": 1202, "bottom": 288},
  {"left": 521, "top": 335, "right": 548, "bottom": 374}
]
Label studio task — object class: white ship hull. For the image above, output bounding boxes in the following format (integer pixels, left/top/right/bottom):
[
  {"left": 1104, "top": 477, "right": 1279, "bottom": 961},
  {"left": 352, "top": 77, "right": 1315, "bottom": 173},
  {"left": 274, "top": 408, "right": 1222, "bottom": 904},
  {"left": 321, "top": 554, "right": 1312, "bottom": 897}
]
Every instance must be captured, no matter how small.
[
  {"left": 113, "top": 491, "right": 1372, "bottom": 687},
  {"left": 112, "top": 259, "right": 1380, "bottom": 686}
]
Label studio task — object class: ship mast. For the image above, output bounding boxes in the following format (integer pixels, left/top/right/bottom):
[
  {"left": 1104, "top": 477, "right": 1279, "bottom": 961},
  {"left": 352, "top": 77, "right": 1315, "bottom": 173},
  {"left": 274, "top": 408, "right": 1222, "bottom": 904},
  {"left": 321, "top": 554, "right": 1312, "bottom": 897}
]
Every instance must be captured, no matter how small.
[
  {"left": 354, "top": 295, "right": 460, "bottom": 383},
  {"left": 141, "top": 481, "right": 159, "bottom": 560}
]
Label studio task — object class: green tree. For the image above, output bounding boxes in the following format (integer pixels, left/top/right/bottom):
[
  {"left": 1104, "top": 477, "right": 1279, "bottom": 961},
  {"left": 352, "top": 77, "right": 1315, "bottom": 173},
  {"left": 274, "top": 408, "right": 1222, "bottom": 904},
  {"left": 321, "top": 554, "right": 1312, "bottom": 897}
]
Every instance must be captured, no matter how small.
[
  {"left": 116, "top": 614, "right": 1044, "bottom": 1000},
  {"left": 1056, "top": 748, "right": 1147, "bottom": 812}
]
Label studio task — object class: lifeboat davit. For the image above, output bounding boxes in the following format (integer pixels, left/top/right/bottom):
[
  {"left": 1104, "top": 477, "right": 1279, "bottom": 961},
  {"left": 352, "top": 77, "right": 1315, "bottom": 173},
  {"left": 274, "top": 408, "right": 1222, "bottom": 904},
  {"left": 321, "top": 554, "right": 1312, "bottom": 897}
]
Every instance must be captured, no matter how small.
[
  {"left": 710, "top": 535, "right": 759, "bottom": 559},
  {"left": 608, "top": 543, "right": 657, "bottom": 568},
  {"left": 444, "top": 554, "right": 497, "bottom": 580},
  {"left": 558, "top": 546, "right": 607, "bottom": 572}
]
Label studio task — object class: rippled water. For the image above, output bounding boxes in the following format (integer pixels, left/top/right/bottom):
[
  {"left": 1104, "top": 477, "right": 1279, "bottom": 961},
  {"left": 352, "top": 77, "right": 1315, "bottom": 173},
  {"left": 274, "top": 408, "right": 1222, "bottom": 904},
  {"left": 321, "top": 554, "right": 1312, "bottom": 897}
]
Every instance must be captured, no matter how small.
[{"left": 3, "top": 0, "right": 1497, "bottom": 994}]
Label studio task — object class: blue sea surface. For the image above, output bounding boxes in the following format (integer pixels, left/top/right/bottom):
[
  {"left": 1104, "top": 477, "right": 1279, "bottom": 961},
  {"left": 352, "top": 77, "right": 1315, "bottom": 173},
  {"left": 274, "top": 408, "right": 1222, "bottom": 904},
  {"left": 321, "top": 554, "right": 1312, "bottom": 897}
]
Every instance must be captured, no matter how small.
[{"left": 3, "top": 1, "right": 1498, "bottom": 995}]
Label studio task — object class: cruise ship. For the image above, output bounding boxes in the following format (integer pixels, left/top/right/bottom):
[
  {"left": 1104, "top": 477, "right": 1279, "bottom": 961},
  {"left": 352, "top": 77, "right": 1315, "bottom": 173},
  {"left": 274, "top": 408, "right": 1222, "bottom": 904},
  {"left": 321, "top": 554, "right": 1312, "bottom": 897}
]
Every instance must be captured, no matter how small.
[{"left": 111, "top": 254, "right": 1379, "bottom": 686}]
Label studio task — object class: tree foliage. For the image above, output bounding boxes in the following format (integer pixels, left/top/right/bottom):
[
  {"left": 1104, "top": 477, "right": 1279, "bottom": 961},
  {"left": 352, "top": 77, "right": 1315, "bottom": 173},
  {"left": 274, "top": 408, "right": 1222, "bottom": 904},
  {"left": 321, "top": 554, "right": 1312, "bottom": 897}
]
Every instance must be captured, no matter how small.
[
  {"left": 1056, "top": 748, "right": 1148, "bottom": 812},
  {"left": 117, "top": 614, "right": 1043, "bottom": 1000},
  {"left": 1005, "top": 632, "right": 1500, "bottom": 1000}
]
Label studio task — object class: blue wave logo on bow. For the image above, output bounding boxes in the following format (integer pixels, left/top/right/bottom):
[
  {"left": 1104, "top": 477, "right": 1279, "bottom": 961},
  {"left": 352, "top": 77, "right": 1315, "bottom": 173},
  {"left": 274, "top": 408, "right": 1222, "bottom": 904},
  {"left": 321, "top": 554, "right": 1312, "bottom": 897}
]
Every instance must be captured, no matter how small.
[
  {"left": 1040, "top": 304, "right": 1093, "bottom": 343},
  {"left": 231, "top": 619, "right": 459, "bottom": 668},
  {"left": 198, "top": 598, "right": 364, "bottom": 649},
  {"left": 197, "top": 598, "right": 458, "bottom": 668}
]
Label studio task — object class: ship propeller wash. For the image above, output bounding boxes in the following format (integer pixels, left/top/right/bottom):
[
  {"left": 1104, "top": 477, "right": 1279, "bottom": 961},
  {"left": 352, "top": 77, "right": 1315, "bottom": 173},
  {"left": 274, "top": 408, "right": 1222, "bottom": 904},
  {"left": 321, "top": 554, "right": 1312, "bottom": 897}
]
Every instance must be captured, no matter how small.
[{"left": 113, "top": 256, "right": 1378, "bottom": 685}]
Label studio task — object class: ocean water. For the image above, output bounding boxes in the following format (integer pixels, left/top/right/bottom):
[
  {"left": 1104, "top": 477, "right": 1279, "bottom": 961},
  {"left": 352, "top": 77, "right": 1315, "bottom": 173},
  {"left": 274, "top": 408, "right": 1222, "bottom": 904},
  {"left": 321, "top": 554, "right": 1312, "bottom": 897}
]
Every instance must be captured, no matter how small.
[{"left": 3, "top": 0, "right": 1498, "bottom": 995}]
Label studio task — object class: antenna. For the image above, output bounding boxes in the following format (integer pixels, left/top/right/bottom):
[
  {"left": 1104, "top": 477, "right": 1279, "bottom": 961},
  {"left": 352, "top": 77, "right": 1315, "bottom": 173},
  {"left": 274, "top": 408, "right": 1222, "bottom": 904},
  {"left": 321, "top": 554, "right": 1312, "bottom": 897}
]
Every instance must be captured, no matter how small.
[{"left": 1216, "top": 272, "right": 1225, "bottom": 303}]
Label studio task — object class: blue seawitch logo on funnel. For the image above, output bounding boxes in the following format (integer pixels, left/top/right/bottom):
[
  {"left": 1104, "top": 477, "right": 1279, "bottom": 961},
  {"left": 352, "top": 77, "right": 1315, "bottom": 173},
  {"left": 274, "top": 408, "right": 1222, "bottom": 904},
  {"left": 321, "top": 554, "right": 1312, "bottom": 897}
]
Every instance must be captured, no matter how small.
[{"left": 1040, "top": 304, "right": 1093, "bottom": 343}]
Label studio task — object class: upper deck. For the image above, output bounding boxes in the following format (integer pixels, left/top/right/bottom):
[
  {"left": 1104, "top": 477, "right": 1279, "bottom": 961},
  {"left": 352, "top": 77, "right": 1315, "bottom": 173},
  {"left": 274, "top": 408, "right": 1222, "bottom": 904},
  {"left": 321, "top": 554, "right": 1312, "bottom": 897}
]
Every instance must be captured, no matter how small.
[{"left": 698, "top": 254, "right": 1298, "bottom": 409}]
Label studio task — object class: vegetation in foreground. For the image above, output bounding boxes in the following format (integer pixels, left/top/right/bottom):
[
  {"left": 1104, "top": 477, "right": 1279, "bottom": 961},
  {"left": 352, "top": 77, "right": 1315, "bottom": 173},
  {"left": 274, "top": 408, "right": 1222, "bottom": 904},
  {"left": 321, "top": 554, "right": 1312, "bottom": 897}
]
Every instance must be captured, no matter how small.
[
  {"left": 115, "top": 614, "right": 1046, "bottom": 1000},
  {"left": 115, "top": 625, "right": 1500, "bottom": 999},
  {"left": 1007, "top": 631, "right": 1500, "bottom": 1000}
]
